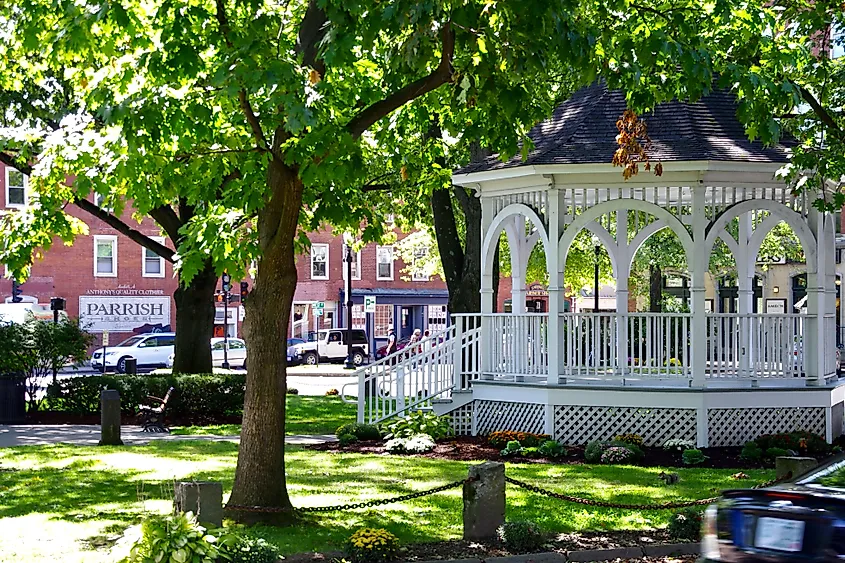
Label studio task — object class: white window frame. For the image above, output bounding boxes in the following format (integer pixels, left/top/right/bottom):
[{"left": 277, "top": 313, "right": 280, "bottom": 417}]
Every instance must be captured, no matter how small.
[
  {"left": 412, "top": 245, "right": 429, "bottom": 282},
  {"left": 310, "top": 243, "right": 329, "bottom": 280},
  {"left": 342, "top": 246, "right": 362, "bottom": 281},
  {"left": 93, "top": 235, "right": 118, "bottom": 278},
  {"left": 5, "top": 167, "right": 28, "bottom": 209},
  {"left": 376, "top": 245, "right": 394, "bottom": 281},
  {"left": 142, "top": 236, "right": 166, "bottom": 278}
]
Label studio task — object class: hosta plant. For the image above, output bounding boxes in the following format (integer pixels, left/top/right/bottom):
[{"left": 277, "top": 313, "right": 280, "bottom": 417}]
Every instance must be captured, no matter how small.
[{"left": 384, "top": 411, "right": 453, "bottom": 441}]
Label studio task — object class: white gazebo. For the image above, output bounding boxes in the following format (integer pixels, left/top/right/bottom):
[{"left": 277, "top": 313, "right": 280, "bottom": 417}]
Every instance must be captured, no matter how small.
[{"left": 349, "top": 83, "right": 843, "bottom": 447}]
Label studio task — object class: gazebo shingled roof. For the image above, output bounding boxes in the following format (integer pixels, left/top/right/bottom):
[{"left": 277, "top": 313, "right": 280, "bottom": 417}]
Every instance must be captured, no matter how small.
[{"left": 458, "top": 82, "right": 795, "bottom": 175}]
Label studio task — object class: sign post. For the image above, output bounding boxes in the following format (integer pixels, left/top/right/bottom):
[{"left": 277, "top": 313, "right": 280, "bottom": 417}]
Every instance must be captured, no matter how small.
[
  {"left": 364, "top": 295, "right": 377, "bottom": 314},
  {"left": 102, "top": 331, "right": 110, "bottom": 374}
]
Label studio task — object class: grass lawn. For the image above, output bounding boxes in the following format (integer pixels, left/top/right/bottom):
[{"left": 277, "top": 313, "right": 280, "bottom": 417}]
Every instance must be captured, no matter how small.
[
  {"left": 0, "top": 440, "right": 773, "bottom": 563},
  {"left": 170, "top": 395, "right": 356, "bottom": 436}
]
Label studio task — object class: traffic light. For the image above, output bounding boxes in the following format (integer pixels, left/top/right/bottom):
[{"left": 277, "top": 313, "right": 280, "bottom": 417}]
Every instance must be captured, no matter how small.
[
  {"left": 221, "top": 272, "right": 231, "bottom": 293},
  {"left": 11, "top": 280, "right": 23, "bottom": 303},
  {"left": 215, "top": 292, "right": 225, "bottom": 303},
  {"left": 240, "top": 281, "right": 249, "bottom": 302}
]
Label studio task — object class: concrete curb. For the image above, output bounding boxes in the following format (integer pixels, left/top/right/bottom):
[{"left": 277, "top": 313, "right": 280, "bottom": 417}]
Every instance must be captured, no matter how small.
[{"left": 285, "top": 543, "right": 701, "bottom": 563}]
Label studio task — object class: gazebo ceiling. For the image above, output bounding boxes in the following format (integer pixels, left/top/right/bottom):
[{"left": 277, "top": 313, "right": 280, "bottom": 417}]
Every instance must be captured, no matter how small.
[{"left": 457, "top": 82, "right": 795, "bottom": 176}]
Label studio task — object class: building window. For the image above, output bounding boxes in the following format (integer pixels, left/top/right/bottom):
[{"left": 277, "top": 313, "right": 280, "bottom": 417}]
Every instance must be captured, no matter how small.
[
  {"left": 94, "top": 235, "right": 117, "bottom": 277},
  {"left": 142, "top": 236, "right": 166, "bottom": 278},
  {"left": 342, "top": 246, "right": 361, "bottom": 281},
  {"left": 374, "top": 304, "right": 394, "bottom": 338},
  {"left": 833, "top": 24, "right": 844, "bottom": 59},
  {"left": 376, "top": 246, "right": 394, "bottom": 281},
  {"left": 427, "top": 305, "right": 447, "bottom": 331},
  {"left": 5, "top": 167, "right": 27, "bottom": 208},
  {"left": 311, "top": 243, "right": 329, "bottom": 280},
  {"left": 412, "top": 246, "right": 429, "bottom": 281},
  {"left": 351, "top": 304, "right": 366, "bottom": 329}
]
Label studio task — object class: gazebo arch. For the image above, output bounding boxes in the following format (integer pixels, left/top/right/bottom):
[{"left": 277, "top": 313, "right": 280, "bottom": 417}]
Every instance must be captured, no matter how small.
[{"left": 481, "top": 203, "right": 551, "bottom": 279}]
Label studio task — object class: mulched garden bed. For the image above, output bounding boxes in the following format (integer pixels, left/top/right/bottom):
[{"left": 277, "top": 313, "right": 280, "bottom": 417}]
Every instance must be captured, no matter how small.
[
  {"left": 286, "top": 530, "right": 696, "bottom": 562},
  {"left": 308, "top": 435, "right": 767, "bottom": 469}
]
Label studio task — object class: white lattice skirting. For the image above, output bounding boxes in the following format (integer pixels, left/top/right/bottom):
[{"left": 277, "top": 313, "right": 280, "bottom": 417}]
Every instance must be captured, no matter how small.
[
  {"left": 708, "top": 407, "right": 826, "bottom": 447},
  {"left": 554, "top": 405, "right": 696, "bottom": 446},
  {"left": 449, "top": 403, "right": 475, "bottom": 436},
  {"left": 474, "top": 400, "right": 546, "bottom": 436}
]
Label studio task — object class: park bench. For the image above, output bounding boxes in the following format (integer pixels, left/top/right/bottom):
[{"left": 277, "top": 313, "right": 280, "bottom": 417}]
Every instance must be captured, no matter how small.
[{"left": 138, "top": 387, "right": 174, "bottom": 433}]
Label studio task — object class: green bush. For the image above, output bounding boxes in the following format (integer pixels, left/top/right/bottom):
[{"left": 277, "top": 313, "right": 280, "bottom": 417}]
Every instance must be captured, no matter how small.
[
  {"left": 335, "top": 423, "right": 381, "bottom": 441},
  {"left": 500, "top": 440, "right": 523, "bottom": 457},
  {"left": 44, "top": 374, "right": 246, "bottom": 420},
  {"left": 584, "top": 440, "right": 605, "bottom": 463},
  {"left": 756, "top": 432, "right": 830, "bottom": 456},
  {"left": 766, "top": 447, "right": 791, "bottom": 459},
  {"left": 498, "top": 521, "right": 545, "bottom": 552},
  {"left": 338, "top": 433, "right": 358, "bottom": 447},
  {"left": 668, "top": 508, "right": 703, "bottom": 540},
  {"left": 682, "top": 449, "right": 708, "bottom": 466},
  {"left": 538, "top": 440, "right": 567, "bottom": 458},
  {"left": 613, "top": 434, "right": 644, "bottom": 447},
  {"left": 740, "top": 442, "right": 764, "bottom": 462},
  {"left": 521, "top": 447, "right": 542, "bottom": 458},
  {"left": 384, "top": 411, "right": 453, "bottom": 441},
  {"left": 287, "top": 387, "right": 299, "bottom": 395}
]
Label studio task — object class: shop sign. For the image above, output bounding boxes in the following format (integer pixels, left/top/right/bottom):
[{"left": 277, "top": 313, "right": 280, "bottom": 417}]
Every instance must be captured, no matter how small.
[
  {"left": 526, "top": 283, "right": 548, "bottom": 297},
  {"left": 85, "top": 285, "right": 165, "bottom": 296},
  {"left": 766, "top": 299, "right": 787, "bottom": 314},
  {"left": 79, "top": 296, "right": 170, "bottom": 332}
]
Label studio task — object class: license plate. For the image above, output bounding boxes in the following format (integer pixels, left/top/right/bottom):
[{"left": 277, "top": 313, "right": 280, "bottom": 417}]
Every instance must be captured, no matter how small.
[{"left": 755, "top": 517, "right": 805, "bottom": 552}]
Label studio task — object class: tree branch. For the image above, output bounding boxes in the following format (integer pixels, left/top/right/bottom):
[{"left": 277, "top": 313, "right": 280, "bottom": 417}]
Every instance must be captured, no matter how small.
[
  {"left": 0, "top": 151, "right": 32, "bottom": 175},
  {"left": 296, "top": 0, "right": 328, "bottom": 76},
  {"left": 149, "top": 205, "right": 184, "bottom": 244},
  {"left": 346, "top": 22, "right": 455, "bottom": 139},
  {"left": 800, "top": 86, "right": 845, "bottom": 141},
  {"left": 73, "top": 197, "right": 176, "bottom": 262}
]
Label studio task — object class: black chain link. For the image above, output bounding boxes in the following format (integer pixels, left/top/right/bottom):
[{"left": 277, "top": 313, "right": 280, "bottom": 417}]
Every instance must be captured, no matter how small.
[
  {"left": 504, "top": 472, "right": 792, "bottom": 511},
  {"left": 225, "top": 478, "right": 471, "bottom": 514}
]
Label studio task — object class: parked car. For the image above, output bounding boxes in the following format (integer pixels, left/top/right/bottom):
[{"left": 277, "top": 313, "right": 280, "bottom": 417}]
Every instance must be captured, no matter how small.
[
  {"left": 91, "top": 332, "right": 176, "bottom": 373},
  {"left": 291, "top": 328, "right": 369, "bottom": 366},
  {"left": 375, "top": 336, "right": 411, "bottom": 360},
  {"left": 701, "top": 455, "right": 845, "bottom": 561},
  {"left": 287, "top": 337, "right": 306, "bottom": 347},
  {"left": 165, "top": 337, "right": 248, "bottom": 370}
]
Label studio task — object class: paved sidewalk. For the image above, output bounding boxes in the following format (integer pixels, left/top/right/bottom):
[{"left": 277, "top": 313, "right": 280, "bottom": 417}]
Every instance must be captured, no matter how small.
[{"left": 0, "top": 425, "right": 336, "bottom": 448}]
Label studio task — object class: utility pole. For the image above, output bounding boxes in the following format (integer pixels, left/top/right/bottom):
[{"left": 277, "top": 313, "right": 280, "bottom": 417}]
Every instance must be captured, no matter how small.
[{"left": 344, "top": 243, "right": 355, "bottom": 369}]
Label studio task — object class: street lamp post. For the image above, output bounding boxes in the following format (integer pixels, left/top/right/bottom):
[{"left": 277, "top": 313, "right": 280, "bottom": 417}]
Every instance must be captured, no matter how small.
[
  {"left": 344, "top": 243, "right": 355, "bottom": 369},
  {"left": 594, "top": 245, "right": 600, "bottom": 313}
]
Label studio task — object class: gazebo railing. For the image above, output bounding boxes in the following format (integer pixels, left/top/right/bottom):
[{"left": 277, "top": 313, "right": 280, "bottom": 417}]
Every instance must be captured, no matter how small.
[
  {"left": 704, "top": 313, "right": 805, "bottom": 379},
  {"left": 482, "top": 313, "right": 548, "bottom": 378}
]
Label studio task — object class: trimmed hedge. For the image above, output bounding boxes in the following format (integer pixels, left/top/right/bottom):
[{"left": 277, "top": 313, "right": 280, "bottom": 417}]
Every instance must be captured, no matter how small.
[{"left": 45, "top": 374, "right": 245, "bottom": 419}]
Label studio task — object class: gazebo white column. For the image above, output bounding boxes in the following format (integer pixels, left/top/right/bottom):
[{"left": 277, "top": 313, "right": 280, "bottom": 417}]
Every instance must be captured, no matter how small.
[
  {"left": 806, "top": 209, "right": 835, "bottom": 385},
  {"left": 615, "top": 205, "right": 630, "bottom": 377},
  {"left": 690, "top": 186, "right": 708, "bottom": 390},
  {"left": 480, "top": 197, "right": 496, "bottom": 378},
  {"left": 735, "top": 213, "right": 754, "bottom": 376},
  {"left": 547, "top": 188, "right": 564, "bottom": 385}
]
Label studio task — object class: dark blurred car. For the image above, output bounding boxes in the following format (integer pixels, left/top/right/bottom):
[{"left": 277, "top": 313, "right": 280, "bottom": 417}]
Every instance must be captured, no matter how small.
[
  {"left": 375, "top": 336, "right": 411, "bottom": 360},
  {"left": 286, "top": 337, "right": 306, "bottom": 366},
  {"left": 701, "top": 455, "right": 845, "bottom": 561}
]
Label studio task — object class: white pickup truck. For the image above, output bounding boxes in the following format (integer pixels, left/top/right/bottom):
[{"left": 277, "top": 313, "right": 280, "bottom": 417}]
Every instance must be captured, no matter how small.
[{"left": 291, "top": 328, "right": 369, "bottom": 366}]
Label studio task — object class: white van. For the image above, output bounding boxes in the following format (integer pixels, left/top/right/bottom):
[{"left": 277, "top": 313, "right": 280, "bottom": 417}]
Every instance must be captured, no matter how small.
[{"left": 91, "top": 332, "right": 176, "bottom": 373}]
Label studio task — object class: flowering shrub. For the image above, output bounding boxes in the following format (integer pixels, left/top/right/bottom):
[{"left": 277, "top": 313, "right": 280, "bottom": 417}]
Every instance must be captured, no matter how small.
[
  {"left": 345, "top": 528, "right": 399, "bottom": 563},
  {"left": 488, "top": 431, "right": 550, "bottom": 448},
  {"left": 663, "top": 439, "right": 695, "bottom": 452},
  {"left": 613, "top": 434, "right": 644, "bottom": 447},
  {"left": 755, "top": 432, "right": 830, "bottom": 456},
  {"left": 325, "top": 389, "right": 339, "bottom": 396},
  {"left": 665, "top": 357, "right": 681, "bottom": 367},
  {"left": 668, "top": 508, "right": 703, "bottom": 540},
  {"left": 601, "top": 446, "right": 634, "bottom": 464},
  {"left": 385, "top": 433, "right": 436, "bottom": 454}
]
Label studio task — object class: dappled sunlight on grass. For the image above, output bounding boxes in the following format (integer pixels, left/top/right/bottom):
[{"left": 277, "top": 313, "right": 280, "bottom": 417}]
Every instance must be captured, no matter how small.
[{"left": 0, "top": 442, "right": 775, "bottom": 561}]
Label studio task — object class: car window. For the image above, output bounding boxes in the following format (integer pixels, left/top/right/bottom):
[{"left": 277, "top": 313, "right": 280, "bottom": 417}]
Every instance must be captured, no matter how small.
[
  {"left": 328, "top": 332, "right": 342, "bottom": 343},
  {"left": 229, "top": 340, "right": 245, "bottom": 350},
  {"left": 318, "top": 332, "right": 328, "bottom": 341},
  {"left": 139, "top": 337, "right": 158, "bottom": 348},
  {"left": 116, "top": 336, "right": 145, "bottom": 347},
  {"left": 157, "top": 336, "right": 175, "bottom": 347},
  {"left": 212, "top": 342, "right": 226, "bottom": 351},
  {"left": 351, "top": 330, "right": 367, "bottom": 344},
  {"left": 801, "top": 459, "right": 845, "bottom": 490}
]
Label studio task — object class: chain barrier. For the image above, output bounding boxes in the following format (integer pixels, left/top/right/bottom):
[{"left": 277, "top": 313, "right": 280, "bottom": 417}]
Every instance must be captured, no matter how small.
[
  {"left": 504, "top": 472, "right": 792, "bottom": 511},
  {"left": 225, "top": 477, "right": 471, "bottom": 514}
]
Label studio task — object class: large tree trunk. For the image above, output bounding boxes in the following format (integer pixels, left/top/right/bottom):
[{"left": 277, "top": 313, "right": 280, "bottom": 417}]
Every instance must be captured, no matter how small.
[
  {"left": 649, "top": 265, "right": 662, "bottom": 313},
  {"left": 227, "top": 153, "right": 301, "bottom": 523},
  {"left": 172, "top": 262, "right": 217, "bottom": 374},
  {"left": 432, "top": 187, "right": 481, "bottom": 315}
]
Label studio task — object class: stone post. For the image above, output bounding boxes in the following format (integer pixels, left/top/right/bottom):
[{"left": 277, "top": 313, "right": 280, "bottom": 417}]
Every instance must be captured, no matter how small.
[
  {"left": 463, "top": 461, "right": 505, "bottom": 540},
  {"left": 174, "top": 481, "right": 224, "bottom": 528},
  {"left": 776, "top": 456, "right": 819, "bottom": 480},
  {"left": 98, "top": 389, "right": 123, "bottom": 446}
]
